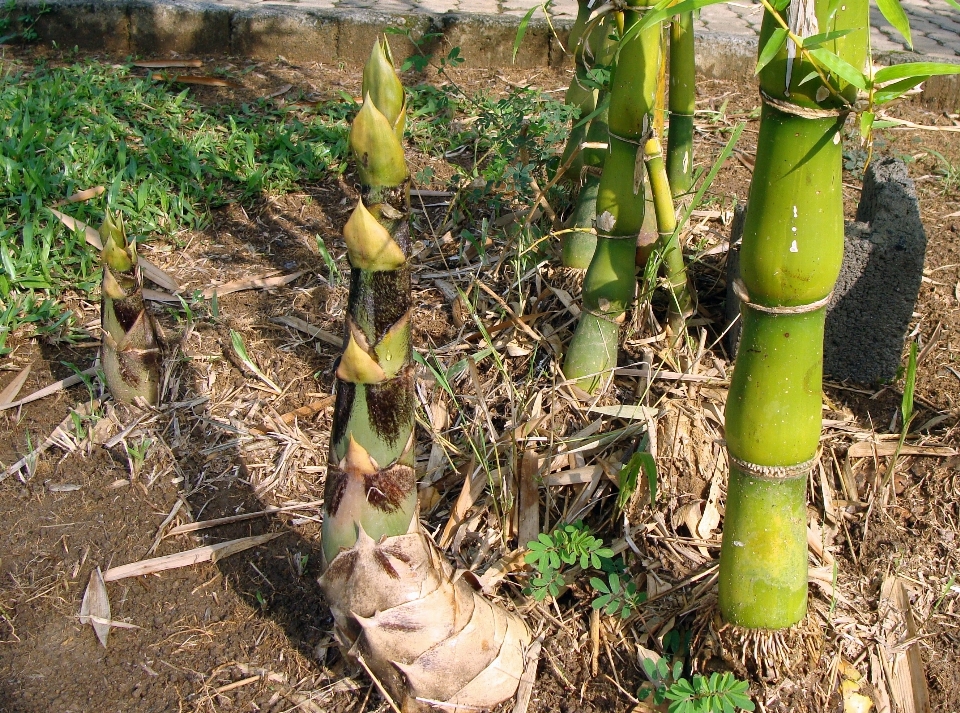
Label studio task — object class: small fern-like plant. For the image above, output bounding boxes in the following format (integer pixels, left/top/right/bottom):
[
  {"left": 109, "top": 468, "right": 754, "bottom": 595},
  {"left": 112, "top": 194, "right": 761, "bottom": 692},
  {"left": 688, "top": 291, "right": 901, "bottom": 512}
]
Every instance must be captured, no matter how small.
[
  {"left": 523, "top": 521, "right": 613, "bottom": 601},
  {"left": 590, "top": 572, "right": 646, "bottom": 619},
  {"left": 639, "top": 656, "right": 755, "bottom": 713}
]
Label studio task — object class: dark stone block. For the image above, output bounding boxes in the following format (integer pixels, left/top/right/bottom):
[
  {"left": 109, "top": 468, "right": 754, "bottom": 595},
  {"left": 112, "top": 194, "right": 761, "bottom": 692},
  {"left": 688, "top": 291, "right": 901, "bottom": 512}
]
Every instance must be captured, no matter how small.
[{"left": 725, "top": 156, "right": 926, "bottom": 384}]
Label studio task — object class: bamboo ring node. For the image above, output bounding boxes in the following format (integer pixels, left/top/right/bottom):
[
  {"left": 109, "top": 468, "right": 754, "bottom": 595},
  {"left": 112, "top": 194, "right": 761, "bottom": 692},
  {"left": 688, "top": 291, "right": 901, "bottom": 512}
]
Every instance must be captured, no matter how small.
[
  {"left": 733, "top": 278, "right": 833, "bottom": 315},
  {"left": 595, "top": 230, "right": 642, "bottom": 241},
  {"left": 583, "top": 307, "right": 624, "bottom": 325},
  {"left": 728, "top": 452, "right": 820, "bottom": 481},
  {"left": 759, "top": 88, "right": 850, "bottom": 120},
  {"left": 608, "top": 125, "right": 652, "bottom": 196}
]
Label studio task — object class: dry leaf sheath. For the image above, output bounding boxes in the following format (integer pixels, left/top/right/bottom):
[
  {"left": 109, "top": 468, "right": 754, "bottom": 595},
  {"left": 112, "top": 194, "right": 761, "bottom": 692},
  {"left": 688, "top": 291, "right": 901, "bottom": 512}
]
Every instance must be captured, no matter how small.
[
  {"left": 319, "top": 39, "right": 531, "bottom": 711},
  {"left": 99, "top": 209, "right": 160, "bottom": 406}
]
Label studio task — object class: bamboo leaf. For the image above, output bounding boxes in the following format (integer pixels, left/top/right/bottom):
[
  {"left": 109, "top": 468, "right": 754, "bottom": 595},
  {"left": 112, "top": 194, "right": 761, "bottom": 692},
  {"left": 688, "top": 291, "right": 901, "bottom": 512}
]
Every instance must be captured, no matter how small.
[
  {"left": 622, "top": 0, "right": 729, "bottom": 47},
  {"left": 859, "top": 110, "right": 875, "bottom": 139},
  {"left": 230, "top": 329, "right": 282, "bottom": 394},
  {"left": 902, "top": 340, "right": 918, "bottom": 426},
  {"left": 874, "top": 61, "right": 960, "bottom": 83},
  {"left": 513, "top": 6, "right": 539, "bottom": 64},
  {"left": 756, "top": 28, "right": 788, "bottom": 75},
  {"left": 874, "top": 0, "right": 913, "bottom": 48},
  {"left": 808, "top": 47, "right": 868, "bottom": 89},
  {"left": 945, "top": 0, "right": 960, "bottom": 11},
  {"left": 873, "top": 75, "right": 929, "bottom": 104},
  {"left": 799, "top": 28, "right": 855, "bottom": 48},
  {"left": 638, "top": 452, "right": 658, "bottom": 505}
]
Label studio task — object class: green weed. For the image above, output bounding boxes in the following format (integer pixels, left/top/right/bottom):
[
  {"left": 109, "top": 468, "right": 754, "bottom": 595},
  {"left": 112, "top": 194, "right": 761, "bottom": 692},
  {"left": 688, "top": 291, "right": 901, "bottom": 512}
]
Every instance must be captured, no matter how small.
[
  {"left": 639, "top": 655, "right": 755, "bottom": 713},
  {"left": 523, "top": 521, "right": 613, "bottom": 601}
]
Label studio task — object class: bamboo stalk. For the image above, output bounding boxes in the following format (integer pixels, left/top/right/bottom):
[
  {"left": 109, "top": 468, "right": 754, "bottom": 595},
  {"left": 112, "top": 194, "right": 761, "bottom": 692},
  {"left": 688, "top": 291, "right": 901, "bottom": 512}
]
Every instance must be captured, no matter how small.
[
  {"left": 643, "top": 136, "right": 692, "bottom": 343},
  {"left": 666, "top": 11, "right": 695, "bottom": 196},
  {"left": 718, "top": 0, "right": 867, "bottom": 628},
  {"left": 319, "top": 40, "right": 531, "bottom": 711},
  {"left": 563, "top": 0, "right": 662, "bottom": 392},
  {"left": 557, "top": 0, "right": 600, "bottom": 187},
  {"left": 561, "top": 13, "right": 620, "bottom": 269}
]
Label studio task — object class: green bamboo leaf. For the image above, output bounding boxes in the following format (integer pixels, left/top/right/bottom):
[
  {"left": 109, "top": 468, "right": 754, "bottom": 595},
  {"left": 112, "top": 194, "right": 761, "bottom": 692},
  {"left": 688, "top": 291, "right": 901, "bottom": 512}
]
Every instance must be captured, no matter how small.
[
  {"left": 230, "top": 329, "right": 282, "bottom": 394},
  {"left": 874, "top": 75, "right": 929, "bottom": 104},
  {"left": 799, "top": 27, "right": 855, "bottom": 48},
  {"left": 573, "top": 93, "right": 610, "bottom": 129},
  {"left": 859, "top": 110, "right": 874, "bottom": 139},
  {"left": 902, "top": 340, "right": 918, "bottom": 425},
  {"left": 622, "top": 0, "right": 730, "bottom": 47},
  {"left": 874, "top": 0, "right": 913, "bottom": 48},
  {"left": 638, "top": 451, "right": 658, "bottom": 505},
  {"left": 874, "top": 61, "right": 960, "bottom": 83},
  {"left": 755, "top": 28, "right": 788, "bottom": 75},
  {"left": 945, "top": 0, "right": 960, "bottom": 10},
  {"left": 513, "top": 5, "right": 539, "bottom": 63},
  {"left": 808, "top": 47, "right": 868, "bottom": 89}
]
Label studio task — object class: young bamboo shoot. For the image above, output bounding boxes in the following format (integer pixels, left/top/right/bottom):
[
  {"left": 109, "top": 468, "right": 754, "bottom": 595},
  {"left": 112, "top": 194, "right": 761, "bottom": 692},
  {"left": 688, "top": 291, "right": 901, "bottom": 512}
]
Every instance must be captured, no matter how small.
[
  {"left": 99, "top": 210, "right": 160, "bottom": 406},
  {"left": 319, "top": 39, "right": 531, "bottom": 710}
]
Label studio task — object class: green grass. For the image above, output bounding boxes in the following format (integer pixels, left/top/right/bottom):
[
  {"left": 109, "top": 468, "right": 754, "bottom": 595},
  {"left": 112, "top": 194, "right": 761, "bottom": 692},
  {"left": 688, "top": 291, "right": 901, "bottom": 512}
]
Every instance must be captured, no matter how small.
[
  {"left": 0, "top": 57, "right": 572, "bottom": 355},
  {"left": 0, "top": 58, "right": 354, "bottom": 353}
]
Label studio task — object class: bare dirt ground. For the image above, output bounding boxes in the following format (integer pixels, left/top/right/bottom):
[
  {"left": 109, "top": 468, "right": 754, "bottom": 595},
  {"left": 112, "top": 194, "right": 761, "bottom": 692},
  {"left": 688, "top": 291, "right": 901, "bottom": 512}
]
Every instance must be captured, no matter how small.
[{"left": 1, "top": 44, "right": 959, "bottom": 713}]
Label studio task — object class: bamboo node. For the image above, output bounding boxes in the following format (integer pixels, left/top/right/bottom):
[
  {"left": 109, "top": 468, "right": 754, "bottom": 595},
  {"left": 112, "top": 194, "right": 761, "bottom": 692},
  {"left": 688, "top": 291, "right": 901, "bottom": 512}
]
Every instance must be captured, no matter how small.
[
  {"left": 583, "top": 306, "right": 624, "bottom": 325},
  {"left": 759, "top": 88, "right": 850, "bottom": 120},
  {"left": 733, "top": 278, "right": 833, "bottom": 315},
  {"left": 727, "top": 452, "right": 819, "bottom": 481}
]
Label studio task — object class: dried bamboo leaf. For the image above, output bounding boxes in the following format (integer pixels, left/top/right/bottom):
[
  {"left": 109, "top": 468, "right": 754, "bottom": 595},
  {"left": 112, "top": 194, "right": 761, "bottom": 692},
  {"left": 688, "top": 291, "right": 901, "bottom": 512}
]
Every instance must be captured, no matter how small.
[
  {"left": 202, "top": 271, "right": 303, "bottom": 299},
  {"left": 879, "top": 577, "right": 931, "bottom": 713},
  {"left": 102, "top": 532, "right": 284, "bottom": 581},
  {"left": 847, "top": 441, "right": 955, "bottom": 458},
  {"left": 588, "top": 403, "right": 659, "bottom": 420},
  {"left": 134, "top": 60, "right": 203, "bottom": 68},
  {"left": 0, "top": 363, "right": 31, "bottom": 407},
  {"left": 51, "top": 186, "right": 105, "bottom": 207},
  {"left": 79, "top": 567, "right": 111, "bottom": 647},
  {"left": 518, "top": 450, "right": 541, "bottom": 547},
  {"left": 152, "top": 73, "right": 241, "bottom": 88}
]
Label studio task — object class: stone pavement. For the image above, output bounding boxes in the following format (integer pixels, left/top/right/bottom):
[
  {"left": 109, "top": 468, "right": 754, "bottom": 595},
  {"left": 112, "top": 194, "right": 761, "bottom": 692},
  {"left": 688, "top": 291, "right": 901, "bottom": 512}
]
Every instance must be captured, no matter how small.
[{"left": 16, "top": 0, "right": 960, "bottom": 104}]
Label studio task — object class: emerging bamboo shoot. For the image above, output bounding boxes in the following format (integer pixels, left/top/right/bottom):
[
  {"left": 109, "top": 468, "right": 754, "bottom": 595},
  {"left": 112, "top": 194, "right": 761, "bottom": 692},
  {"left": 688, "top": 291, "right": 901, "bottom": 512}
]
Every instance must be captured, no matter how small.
[
  {"left": 99, "top": 210, "right": 160, "bottom": 406},
  {"left": 319, "top": 39, "right": 531, "bottom": 711}
]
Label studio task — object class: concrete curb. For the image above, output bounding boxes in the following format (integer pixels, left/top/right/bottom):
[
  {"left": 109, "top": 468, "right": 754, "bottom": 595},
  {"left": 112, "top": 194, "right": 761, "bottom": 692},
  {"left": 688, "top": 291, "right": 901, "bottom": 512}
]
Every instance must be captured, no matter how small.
[{"left": 9, "top": 0, "right": 959, "bottom": 106}]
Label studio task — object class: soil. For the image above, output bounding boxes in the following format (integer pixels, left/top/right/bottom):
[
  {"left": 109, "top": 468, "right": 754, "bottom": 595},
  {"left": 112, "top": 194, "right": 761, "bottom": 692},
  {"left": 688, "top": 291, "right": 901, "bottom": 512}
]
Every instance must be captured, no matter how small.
[{"left": 1, "top": 44, "right": 959, "bottom": 713}]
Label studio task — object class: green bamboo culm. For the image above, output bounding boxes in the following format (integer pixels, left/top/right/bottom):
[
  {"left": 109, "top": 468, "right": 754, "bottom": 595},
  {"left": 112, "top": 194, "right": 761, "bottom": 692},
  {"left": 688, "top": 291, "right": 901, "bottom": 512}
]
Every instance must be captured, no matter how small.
[
  {"left": 562, "top": 0, "right": 662, "bottom": 392},
  {"left": 557, "top": 0, "right": 604, "bottom": 188},
  {"left": 643, "top": 136, "right": 692, "bottom": 342},
  {"left": 321, "top": 38, "right": 416, "bottom": 566},
  {"left": 718, "top": 0, "right": 867, "bottom": 629},
  {"left": 100, "top": 209, "right": 161, "bottom": 406},
  {"left": 562, "top": 13, "right": 620, "bottom": 269},
  {"left": 666, "top": 11, "right": 695, "bottom": 196}
]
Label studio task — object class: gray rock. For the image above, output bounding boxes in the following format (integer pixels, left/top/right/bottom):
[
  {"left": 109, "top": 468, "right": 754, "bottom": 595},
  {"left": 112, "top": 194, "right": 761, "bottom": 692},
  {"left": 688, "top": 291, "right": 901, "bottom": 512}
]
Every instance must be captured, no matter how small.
[{"left": 725, "top": 156, "right": 926, "bottom": 384}]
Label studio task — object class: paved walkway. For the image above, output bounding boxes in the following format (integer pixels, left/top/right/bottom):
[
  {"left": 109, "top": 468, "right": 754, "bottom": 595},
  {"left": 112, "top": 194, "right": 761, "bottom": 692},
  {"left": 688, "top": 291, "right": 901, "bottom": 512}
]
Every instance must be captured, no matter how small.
[{"left": 241, "top": 0, "right": 959, "bottom": 57}]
